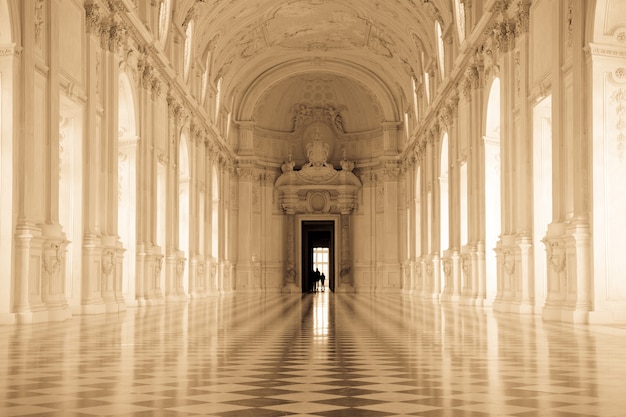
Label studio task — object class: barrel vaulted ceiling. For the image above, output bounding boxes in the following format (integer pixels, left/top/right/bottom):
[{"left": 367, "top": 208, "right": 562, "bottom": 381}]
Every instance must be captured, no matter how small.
[{"left": 174, "top": 0, "right": 452, "bottom": 134}]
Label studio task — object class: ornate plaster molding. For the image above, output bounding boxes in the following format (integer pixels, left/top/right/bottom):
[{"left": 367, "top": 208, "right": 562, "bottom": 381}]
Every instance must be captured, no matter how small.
[
  {"left": 292, "top": 104, "right": 347, "bottom": 134},
  {"left": 586, "top": 43, "right": 626, "bottom": 59},
  {"left": 275, "top": 129, "right": 361, "bottom": 215}
]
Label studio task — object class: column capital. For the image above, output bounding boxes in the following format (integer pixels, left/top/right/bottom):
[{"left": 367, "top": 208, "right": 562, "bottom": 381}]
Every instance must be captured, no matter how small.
[
  {"left": 85, "top": 2, "right": 104, "bottom": 35},
  {"left": 516, "top": 0, "right": 530, "bottom": 34},
  {"left": 491, "top": 20, "right": 517, "bottom": 54},
  {"left": 234, "top": 120, "right": 256, "bottom": 130}
]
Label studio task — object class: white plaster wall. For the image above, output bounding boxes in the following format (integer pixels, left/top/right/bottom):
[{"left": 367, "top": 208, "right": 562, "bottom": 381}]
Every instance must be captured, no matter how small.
[
  {"left": 264, "top": 210, "right": 285, "bottom": 291},
  {"left": 352, "top": 181, "right": 375, "bottom": 292},
  {"left": 591, "top": 61, "right": 626, "bottom": 322},
  {"left": 0, "top": 66, "right": 14, "bottom": 323},
  {"left": 530, "top": 0, "right": 552, "bottom": 89},
  {"left": 58, "top": 0, "right": 84, "bottom": 86},
  {"left": 0, "top": 0, "right": 19, "bottom": 326}
]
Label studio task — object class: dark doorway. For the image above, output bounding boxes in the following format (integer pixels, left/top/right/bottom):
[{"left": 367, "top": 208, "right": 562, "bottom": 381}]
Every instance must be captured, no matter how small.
[{"left": 301, "top": 220, "right": 335, "bottom": 293}]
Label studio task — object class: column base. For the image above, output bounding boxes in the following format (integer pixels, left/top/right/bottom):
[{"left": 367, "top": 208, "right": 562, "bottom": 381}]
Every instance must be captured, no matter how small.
[
  {"left": 335, "top": 284, "right": 355, "bottom": 293},
  {"left": 80, "top": 303, "right": 106, "bottom": 315},
  {"left": 282, "top": 284, "right": 300, "bottom": 294},
  {"left": 543, "top": 305, "right": 590, "bottom": 323}
]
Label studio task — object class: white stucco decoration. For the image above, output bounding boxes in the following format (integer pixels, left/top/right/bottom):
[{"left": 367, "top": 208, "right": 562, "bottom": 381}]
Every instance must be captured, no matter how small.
[{"left": 275, "top": 124, "right": 361, "bottom": 214}]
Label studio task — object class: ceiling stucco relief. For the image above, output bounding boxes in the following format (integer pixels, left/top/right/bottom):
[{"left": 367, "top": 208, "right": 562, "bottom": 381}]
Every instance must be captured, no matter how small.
[
  {"left": 239, "top": 24, "right": 268, "bottom": 59},
  {"left": 212, "top": 3, "right": 429, "bottom": 81},
  {"left": 268, "top": 1, "right": 366, "bottom": 50},
  {"left": 172, "top": 0, "right": 451, "bottom": 165},
  {"left": 252, "top": 74, "right": 382, "bottom": 133}
]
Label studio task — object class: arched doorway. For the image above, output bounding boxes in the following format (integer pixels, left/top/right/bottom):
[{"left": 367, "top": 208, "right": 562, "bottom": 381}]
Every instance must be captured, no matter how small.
[
  {"left": 440, "top": 132, "right": 449, "bottom": 296},
  {"left": 117, "top": 72, "right": 138, "bottom": 304},
  {"left": 484, "top": 78, "right": 501, "bottom": 303},
  {"left": 178, "top": 134, "right": 191, "bottom": 294},
  {"left": 460, "top": 162, "right": 468, "bottom": 248},
  {"left": 59, "top": 95, "right": 83, "bottom": 307},
  {"left": 211, "top": 165, "right": 220, "bottom": 291},
  {"left": 585, "top": 0, "right": 626, "bottom": 321},
  {"left": 0, "top": 0, "right": 16, "bottom": 321},
  {"left": 156, "top": 156, "right": 167, "bottom": 297},
  {"left": 413, "top": 165, "right": 422, "bottom": 294},
  {"left": 532, "top": 95, "right": 552, "bottom": 312},
  {"left": 460, "top": 160, "right": 469, "bottom": 295},
  {"left": 0, "top": 15, "right": 14, "bottom": 314}
]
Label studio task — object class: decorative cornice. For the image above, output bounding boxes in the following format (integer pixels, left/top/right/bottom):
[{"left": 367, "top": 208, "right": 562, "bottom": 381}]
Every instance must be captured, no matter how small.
[
  {"left": 585, "top": 43, "right": 626, "bottom": 60},
  {"left": 236, "top": 164, "right": 263, "bottom": 182},
  {"left": 111, "top": 3, "right": 236, "bottom": 161},
  {"left": 382, "top": 160, "right": 401, "bottom": 179},
  {"left": 372, "top": 0, "right": 512, "bottom": 164}
]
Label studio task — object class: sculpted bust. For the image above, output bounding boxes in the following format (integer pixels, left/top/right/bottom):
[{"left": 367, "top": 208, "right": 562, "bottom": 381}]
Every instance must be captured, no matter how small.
[{"left": 281, "top": 154, "right": 295, "bottom": 172}]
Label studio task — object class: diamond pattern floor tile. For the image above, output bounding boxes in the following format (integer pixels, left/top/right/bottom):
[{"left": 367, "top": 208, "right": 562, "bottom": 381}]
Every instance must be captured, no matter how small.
[{"left": 1, "top": 292, "right": 626, "bottom": 416}]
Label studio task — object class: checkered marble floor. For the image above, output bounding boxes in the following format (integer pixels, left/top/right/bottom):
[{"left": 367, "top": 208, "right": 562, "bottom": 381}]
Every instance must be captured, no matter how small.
[{"left": 2, "top": 293, "right": 626, "bottom": 417}]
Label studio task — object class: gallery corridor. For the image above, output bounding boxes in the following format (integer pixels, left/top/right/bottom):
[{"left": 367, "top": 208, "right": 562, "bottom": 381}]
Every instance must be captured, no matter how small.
[{"left": 1, "top": 293, "right": 625, "bottom": 417}]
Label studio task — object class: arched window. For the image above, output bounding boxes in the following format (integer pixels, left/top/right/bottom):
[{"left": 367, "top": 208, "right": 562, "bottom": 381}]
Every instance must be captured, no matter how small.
[
  {"left": 424, "top": 71, "right": 431, "bottom": 105},
  {"left": 215, "top": 76, "right": 222, "bottom": 121},
  {"left": 454, "top": 0, "right": 466, "bottom": 44},
  {"left": 532, "top": 95, "right": 553, "bottom": 313},
  {"left": 201, "top": 51, "right": 212, "bottom": 106},
  {"left": 158, "top": 0, "right": 171, "bottom": 46},
  {"left": 211, "top": 165, "right": 220, "bottom": 260},
  {"left": 412, "top": 76, "right": 419, "bottom": 121},
  {"left": 118, "top": 72, "right": 139, "bottom": 303},
  {"left": 59, "top": 97, "right": 84, "bottom": 307},
  {"left": 415, "top": 166, "right": 422, "bottom": 258},
  {"left": 183, "top": 20, "right": 193, "bottom": 82},
  {"left": 484, "top": 78, "right": 501, "bottom": 302},
  {"left": 435, "top": 21, "right": 445, "bottom": 79},
  {"left": 440, "top": 132, "right": 449, "bottom": 254},
  {"left": 404, "top": 111, "right": 410, "bottom": 141},
  {"left": 179, "top": 134, "right": 191, "bottom": 293},
  {"left": 460, "top": 162, "right": 468, "bottom": 246}
]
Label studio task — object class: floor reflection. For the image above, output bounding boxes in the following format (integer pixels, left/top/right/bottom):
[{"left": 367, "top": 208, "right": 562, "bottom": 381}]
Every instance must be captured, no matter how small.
[
  {"left": 312, "top": 292, "right": 330, "bottom": 362},
  {"left": 2, "top": 293, "right": 626, "bottom": 417}
]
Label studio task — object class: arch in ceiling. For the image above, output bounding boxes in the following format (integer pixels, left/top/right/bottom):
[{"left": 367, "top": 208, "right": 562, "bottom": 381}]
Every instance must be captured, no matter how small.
[
  {"left": 588, "top": 0, "right": 626, "bottom": 44},
  {"left": 181, "top": 0, "right": 450, "bottom": 124},
  {"left": 235, "top": 58, "right": 401, "bottom": 124},
  {"left": 252, "top": 73, "right": 384, "bottom": 133},
  {"left": 0, "top": 0, "right": 19, "bottom": 44}
]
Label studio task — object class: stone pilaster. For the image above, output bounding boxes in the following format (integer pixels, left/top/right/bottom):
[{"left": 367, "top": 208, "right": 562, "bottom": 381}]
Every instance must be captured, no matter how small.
[
  {"left": 236, "top": 120, "right": 255, "bottom": 156},
  {"left": 282, "top": 214, "right": 299, "bottom": 293},
  {"left": 337, "top": 214, "right": 355, "bottom": 292}
]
